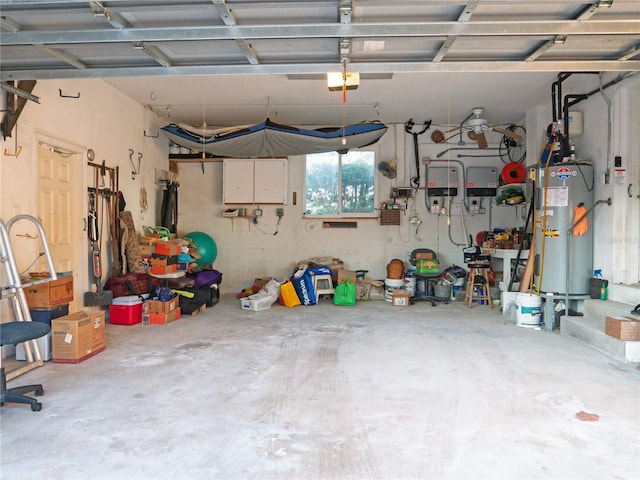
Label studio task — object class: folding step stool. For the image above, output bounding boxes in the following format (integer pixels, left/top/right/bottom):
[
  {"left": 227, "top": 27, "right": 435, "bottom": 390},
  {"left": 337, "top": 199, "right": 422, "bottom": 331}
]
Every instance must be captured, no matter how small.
[{"left": 312, "top": 274, "right": 334, "bottom": 299}]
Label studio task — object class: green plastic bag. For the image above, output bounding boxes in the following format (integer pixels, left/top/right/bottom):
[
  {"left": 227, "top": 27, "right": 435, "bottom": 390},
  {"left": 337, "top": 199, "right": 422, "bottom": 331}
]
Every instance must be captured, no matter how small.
[{"left": 334, "top": 280, "right": 356, "bottom": 306}]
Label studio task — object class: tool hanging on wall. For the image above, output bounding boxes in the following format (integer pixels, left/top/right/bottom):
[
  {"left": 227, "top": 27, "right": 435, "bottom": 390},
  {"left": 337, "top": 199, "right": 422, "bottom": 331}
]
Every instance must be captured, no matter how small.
[
  {"left": 129, "top": 149, "right": 141, "bottom": 179},
  {"left": 404, "top": 119, "right": 431, "bottom": 188},
  {"left": 83, "top": 174, "right": 113, "bottom": 306},
  {"left": 88, "top": 159, "right": 122, "bottom": 277}
]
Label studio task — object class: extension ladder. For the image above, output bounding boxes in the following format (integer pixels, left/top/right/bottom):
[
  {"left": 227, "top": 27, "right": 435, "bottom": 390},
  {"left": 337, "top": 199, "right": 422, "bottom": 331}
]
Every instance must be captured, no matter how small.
[{"left": 0, "top": 215, "right": 57, "bottom": 380}]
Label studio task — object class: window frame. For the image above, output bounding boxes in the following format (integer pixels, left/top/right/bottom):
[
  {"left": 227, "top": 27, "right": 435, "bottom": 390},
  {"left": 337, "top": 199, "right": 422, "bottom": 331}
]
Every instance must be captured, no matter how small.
[{"left": 303, "top": 146, "right": 380, "bottom": 218}]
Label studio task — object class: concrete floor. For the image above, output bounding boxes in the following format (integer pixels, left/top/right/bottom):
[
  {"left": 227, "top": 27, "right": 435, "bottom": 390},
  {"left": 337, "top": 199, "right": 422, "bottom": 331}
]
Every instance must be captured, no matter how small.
[{"left": 1, "top": 295, "right": 639, "bottom": 480}]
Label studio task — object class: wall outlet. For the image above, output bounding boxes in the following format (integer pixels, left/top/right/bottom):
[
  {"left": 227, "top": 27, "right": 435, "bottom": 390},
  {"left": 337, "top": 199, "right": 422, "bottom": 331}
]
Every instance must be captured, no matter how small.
[{"left": 254, "top": 208, "right": 263, "bottom": 217}]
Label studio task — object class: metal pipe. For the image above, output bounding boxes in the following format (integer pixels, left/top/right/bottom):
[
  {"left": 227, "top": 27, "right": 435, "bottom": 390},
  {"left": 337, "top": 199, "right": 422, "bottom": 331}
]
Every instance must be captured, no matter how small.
[{"left": 436, "top": 147, "right": 498, "bottom": 158}]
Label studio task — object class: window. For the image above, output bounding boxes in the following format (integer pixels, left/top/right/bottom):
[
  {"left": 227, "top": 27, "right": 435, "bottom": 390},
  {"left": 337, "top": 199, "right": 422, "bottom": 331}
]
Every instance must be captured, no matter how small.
[{"left": 304, "top": 149, "right": 377, "bottom": 217}]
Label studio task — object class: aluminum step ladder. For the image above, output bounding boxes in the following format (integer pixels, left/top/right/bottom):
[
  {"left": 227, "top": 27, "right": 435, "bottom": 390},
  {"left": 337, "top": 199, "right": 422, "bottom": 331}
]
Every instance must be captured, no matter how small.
[{"left": 1, "top": 215, "right": 57, "bottom": 380}]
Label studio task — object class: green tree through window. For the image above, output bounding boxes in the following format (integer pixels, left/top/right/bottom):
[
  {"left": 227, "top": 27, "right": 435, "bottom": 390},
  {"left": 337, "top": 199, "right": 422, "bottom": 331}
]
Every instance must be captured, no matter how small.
[{"left": 305, "top": 150, "right": 376, "bottom": 216}]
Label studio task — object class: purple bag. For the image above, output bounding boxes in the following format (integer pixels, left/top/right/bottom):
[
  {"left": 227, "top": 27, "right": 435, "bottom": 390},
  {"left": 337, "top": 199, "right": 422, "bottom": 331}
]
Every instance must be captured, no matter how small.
[{"left": 186, "top": 269, "right": 223, "bottom": 288}]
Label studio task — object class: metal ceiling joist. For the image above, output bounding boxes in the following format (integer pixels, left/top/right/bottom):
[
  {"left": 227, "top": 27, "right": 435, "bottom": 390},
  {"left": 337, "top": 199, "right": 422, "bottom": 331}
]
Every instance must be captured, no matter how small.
[
  {"left": 3, "top": 60, "right": 638, "bottom": 82},
  {"left": 141, "top": 44, "right": 172, "bottom": 67},
  {"left": 89, "top": 1, "right": 130, "bottom": 29},
  {"left": 0, "top": 16, "right": 25, "bottom": 33},
  {"left": 3, "top": 21, "right": 637, "bottom": 46},
  {"left": 211, "top": 0, "right": 237, "bottom": 26},
  {"left": 210, "top": 0, "right": 259, "bottom": 65},
  {"left": 34, "top": 44, "right": 87, "bottom": 70},
  {"left": 433, "top": 1, "right": 479, "bottom": 63},
  {"left": 618, "top": 43, "right": 640, "bottom": 61}
]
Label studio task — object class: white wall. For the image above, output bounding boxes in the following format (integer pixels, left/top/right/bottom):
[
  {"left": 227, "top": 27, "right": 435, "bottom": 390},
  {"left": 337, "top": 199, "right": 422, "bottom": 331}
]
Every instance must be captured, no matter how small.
[
  {"left": 524, "top": 73, "right": 640, "bottom": 303},
  {"left": 1, "top": 79, "right": 169, "bottom": 310},
  {"left": 2, "top": 75, "right": 637, "bottom": 302},
  {"left": 176, "top": 124, "right": 525, "bottom": 293}
]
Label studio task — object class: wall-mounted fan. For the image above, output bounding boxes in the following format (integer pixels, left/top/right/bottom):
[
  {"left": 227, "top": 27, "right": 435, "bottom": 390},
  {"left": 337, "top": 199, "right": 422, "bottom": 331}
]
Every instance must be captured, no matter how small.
[
  {"left": 431, "top": 107, "right": 524, "bottom": 150},
  {"left": 378, "top": 158, "right": 397, "bottom": 179}
]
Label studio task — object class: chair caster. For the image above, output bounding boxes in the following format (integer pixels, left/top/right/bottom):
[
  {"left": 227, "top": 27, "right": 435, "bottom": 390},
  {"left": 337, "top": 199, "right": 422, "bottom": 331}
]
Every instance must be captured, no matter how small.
[{"left": 31, "top": 402, "right": 42, "bottom": 412}]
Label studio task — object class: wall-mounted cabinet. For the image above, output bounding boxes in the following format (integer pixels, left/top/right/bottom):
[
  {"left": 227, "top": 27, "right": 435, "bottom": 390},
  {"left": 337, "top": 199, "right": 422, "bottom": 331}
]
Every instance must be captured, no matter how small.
[{"left": 223, "top": 158, "right": 287, "bottom": 204}]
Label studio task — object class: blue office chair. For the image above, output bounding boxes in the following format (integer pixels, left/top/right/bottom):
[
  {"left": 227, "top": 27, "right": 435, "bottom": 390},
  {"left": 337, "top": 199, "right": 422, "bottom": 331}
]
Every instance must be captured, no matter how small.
[{"left": 1, "top": 321, "right": 51, "bottom": 411}]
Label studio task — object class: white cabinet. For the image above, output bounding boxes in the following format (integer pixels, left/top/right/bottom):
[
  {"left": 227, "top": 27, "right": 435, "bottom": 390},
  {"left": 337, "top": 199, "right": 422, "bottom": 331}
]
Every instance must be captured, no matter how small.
[{"left": 223, "top": 158, "right": 287, "bottom": 204}]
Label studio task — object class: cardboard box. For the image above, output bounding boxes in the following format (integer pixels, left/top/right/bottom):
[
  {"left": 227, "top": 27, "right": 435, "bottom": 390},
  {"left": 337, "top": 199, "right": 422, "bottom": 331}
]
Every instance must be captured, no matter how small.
[
  {"left": 52, "top": 311, "right": 106, "bottom": 363},
  {"left": 605, "top": 316, "right": 640, "bottom": 341},
  {"left": 150, "top": 264, "right": 177, "bottom": 275},
  {"left": 337, "top": 268, "right": 357, "bottom": 284},
  {"left": 155, "top": 241, "right": 181, "bottom": 256},
  {"left": 147, "top": 297, "right": 179, "bottom": 314},
  {"left": 150, "top": 254, "right": 178, "bottom": 266},
  {"left": 392, "top": 289, "right": 410, "bottom": 307},
  {"left": 254, "top": 277, "right": 273, "bottom": 288},
  {"left": 140, "top": 236, "right": 160, "bottom": 245},
  {"left": 150, "top": 308, "right": 181, "bottom": 324},
  {"left": 134, "top": 244, "right": 154, "bottom": 257},
  {"left": 24, "top": 275, "right": 74, "bottom": 308},
  {"left": 415, "top": 251, "right": 435, "bottom": 260}
]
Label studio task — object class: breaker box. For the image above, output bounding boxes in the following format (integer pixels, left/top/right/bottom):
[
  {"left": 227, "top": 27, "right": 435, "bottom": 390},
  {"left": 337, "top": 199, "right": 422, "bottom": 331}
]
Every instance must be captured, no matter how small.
[
  {"left": 426, "top": 165, "right": 458, "bottom": 196},
  {"left": 466, "top": 167, "right": 498, "bottom": 197}
]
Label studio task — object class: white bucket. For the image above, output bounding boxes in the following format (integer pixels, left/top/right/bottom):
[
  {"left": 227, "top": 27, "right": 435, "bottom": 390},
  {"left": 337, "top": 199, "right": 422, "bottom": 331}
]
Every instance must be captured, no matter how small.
[
  {"left": 385, "top": 278, "right": 405, "bottom": 302},
  {"left": 515, "top": 293, "right": 542, "bottom": 328},
  {"left": 403, "top": 274, "right": 416, "bottom": 297}
]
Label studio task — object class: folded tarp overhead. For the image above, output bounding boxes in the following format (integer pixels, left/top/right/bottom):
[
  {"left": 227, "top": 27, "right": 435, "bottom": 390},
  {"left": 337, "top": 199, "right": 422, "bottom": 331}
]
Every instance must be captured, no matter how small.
[{"left": 162, "top": 118, "right": 388, "bottom": 158}]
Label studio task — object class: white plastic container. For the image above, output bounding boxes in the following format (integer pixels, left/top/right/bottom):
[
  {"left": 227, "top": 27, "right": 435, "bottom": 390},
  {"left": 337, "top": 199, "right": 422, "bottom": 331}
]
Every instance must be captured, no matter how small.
[
  {"left": 241, "top": 292, "right": 273, "bottom": 311},
  {"left": 384, "top": 278, "right": 405, "bottom": 302},
  {"left": 403, "top": 273, "right": 416, "bottom": 297},
  {"left": 515, "top": 293, "right": 542, "bottom": 328}
]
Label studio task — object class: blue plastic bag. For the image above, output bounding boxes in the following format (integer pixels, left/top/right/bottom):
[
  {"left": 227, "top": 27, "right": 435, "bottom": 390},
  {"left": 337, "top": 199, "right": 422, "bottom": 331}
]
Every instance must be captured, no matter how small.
[{"left": 291, "top": 268, "right": 316, "bottom": 305}]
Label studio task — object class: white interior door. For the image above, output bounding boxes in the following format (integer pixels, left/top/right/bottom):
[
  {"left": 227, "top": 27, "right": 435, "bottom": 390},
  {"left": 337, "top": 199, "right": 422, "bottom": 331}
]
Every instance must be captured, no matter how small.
[{"left": 38, "top": 144, "right": 80, "bottom": 311}]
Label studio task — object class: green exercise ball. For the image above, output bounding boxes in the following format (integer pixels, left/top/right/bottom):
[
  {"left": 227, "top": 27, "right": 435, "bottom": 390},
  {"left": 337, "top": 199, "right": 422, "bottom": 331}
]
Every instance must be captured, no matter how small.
[{"left": 184, "top": 231, "right": 218, "bottom": 265}]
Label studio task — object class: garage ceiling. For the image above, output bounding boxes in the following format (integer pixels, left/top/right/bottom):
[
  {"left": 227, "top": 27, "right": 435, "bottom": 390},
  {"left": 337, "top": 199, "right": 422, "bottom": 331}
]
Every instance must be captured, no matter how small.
[{"left": 1, "top": 0, "right": 639, "bottom": 127}]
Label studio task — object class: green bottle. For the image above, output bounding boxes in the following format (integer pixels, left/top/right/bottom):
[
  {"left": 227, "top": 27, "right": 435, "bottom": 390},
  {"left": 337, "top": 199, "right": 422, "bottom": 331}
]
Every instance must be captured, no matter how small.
[{"left": 600, "top": 282, "right": 607, "bottom": 301}]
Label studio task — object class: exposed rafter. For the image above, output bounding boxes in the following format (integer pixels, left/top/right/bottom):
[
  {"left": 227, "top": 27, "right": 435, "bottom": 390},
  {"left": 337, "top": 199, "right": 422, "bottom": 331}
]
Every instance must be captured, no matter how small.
[
  {"left": 3, "top": 21, "right": 637, "bottom": 47},
  {"left": 433, "top": 1, "right": 479, "bottom": 63},
  {"left": 0, "top": 0, "right": 637, "bottom": 84}
]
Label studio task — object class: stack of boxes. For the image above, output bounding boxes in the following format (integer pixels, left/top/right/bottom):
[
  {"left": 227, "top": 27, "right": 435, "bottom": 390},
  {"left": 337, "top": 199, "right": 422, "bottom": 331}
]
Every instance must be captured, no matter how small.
[
  {"left": 19, "top": 274, "right": 74, "bottom": 361},
  {"left": 20, "top": 273, "right": 107, "bottom": 363},
  {"left": 147, "top": 297, "right": 181, "bottom": 324},
  {"left": 150, "top": 241, "right": 181, "bottom": 275}
]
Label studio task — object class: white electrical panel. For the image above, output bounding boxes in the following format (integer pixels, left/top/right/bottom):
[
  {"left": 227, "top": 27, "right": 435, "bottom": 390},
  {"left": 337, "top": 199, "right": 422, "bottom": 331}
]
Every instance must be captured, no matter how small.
[
  {"left": 466, "top": 167, "right": 498, "bottom": 197},
  {"left": 426, "top": 165, "right": 458, "bottom": 196}
]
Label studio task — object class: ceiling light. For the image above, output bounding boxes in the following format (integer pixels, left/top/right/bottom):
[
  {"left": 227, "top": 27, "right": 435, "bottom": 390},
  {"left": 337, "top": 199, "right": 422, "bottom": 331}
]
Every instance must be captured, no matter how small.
[{"left": 327, "top": 72, "right": 360, "bottom": 91}]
